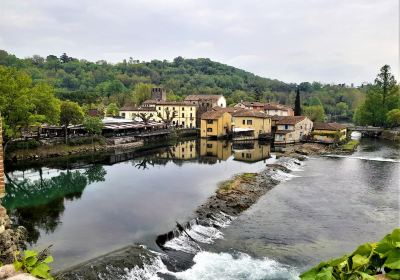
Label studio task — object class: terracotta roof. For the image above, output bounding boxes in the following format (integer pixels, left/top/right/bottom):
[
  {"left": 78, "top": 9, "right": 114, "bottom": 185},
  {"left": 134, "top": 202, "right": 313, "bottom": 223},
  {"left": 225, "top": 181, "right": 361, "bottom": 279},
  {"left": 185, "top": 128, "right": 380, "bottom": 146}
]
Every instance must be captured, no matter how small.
[
  {"left": 313, "top": 122, "right": 347, "bottom": 131},
  {"left": 184, "top": 95, "right": 223, "bottom": 101},
  {"left": 143, "top": 99, "right": 158, "bottom": 104},
  {"left": 232, "top": 109, "right": 270, "bottom": 118},
  {"left": 271, "top": 115, "right": 286, "bottom": 121},
  {"left": 276, "top": 116, "right": 307, "bottom": 125},
  {"left": 212, "top": 106, "right": 238, "bottom": 113},
  {"left": 241, "top": 101, "right": 265, "bottom": 107},
  {"left": 201, "top": 110, "right": 227, "bottom": 120},
  {"left": 264, "top": 103, "right": 292, "bottom": 111}
]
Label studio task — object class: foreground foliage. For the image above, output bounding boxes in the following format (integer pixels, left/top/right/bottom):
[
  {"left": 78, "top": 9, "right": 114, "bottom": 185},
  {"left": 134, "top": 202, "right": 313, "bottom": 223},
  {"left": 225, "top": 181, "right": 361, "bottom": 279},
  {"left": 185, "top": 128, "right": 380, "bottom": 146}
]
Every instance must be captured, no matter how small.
[
  {"left": 300, "top": 228, "right": 400, "bottom": 280},
  {"left": 14, "top": 249, "right": 54, "bottom": 279}
]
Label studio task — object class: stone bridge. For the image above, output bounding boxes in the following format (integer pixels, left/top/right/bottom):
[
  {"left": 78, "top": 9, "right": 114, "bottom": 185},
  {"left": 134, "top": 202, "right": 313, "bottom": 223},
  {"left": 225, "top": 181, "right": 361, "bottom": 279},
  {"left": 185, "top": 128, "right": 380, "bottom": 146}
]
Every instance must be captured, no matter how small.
[{"left": 347, "top": 126, "right": 384, "bottom": 137}]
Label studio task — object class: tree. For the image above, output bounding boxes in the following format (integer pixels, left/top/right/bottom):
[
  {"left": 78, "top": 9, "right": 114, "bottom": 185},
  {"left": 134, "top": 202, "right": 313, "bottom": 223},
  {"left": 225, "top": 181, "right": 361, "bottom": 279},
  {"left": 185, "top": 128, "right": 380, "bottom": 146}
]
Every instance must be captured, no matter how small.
[
  {"left": 106, "top": 103, "right": 119, "bottom": 117},
  {"left": 335, "top": 102, "right": 349, "bottom": 118},
  {"left": 294, "top": 88, "right": 302, "bottom": 116},
  {"left": 386, "top": 109, "right": 400, "bottom": 128},
  {"left": 303, "top": 105, "right": 325, "bottom": 122},
  {"left": 60, "top": 101, "right": 84, "bottom": 144},
  {"left": 157, "top": 107, "right": 177, "bottom": 127},
  {"left": 132, "top": 83, "right": 153, "bottom": 105},
  {"left": 354, "top": 65, "right": 399, "bottom": 126},
  {"left": 82, "top": 116, "right": 103, "bottom": 150},
  {"left": 0, "top": 66, "right": 60, "bottom": 147},
  {"left": 133, "top": 112, "right": 154, "bottom": 124}
]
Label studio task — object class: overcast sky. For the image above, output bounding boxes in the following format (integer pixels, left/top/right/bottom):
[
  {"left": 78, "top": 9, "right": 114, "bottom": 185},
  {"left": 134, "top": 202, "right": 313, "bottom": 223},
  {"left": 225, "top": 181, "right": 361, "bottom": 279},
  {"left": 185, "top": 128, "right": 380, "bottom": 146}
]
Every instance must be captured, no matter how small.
[{"left": 0, "top": 0, "right": 398, "bottom": 84}]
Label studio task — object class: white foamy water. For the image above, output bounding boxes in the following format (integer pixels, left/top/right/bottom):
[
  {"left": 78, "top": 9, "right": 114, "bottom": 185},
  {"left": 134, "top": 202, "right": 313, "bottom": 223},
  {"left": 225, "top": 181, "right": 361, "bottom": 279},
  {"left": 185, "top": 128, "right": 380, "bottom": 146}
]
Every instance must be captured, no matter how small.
[
  {"left": 164, "top": 212, "right": 234, "bottom": 253},
  {"left": 270, "top": 169, "right": 300, "bottom": 182},
  {"left": 125, "top": 252, "right": 299, "bottom": 280},
  {"left": 324, "top": 155, "right": 400, "bottom": 163},
  {"left": 275, "top": 157, "right": 304, "bottom": 171}
]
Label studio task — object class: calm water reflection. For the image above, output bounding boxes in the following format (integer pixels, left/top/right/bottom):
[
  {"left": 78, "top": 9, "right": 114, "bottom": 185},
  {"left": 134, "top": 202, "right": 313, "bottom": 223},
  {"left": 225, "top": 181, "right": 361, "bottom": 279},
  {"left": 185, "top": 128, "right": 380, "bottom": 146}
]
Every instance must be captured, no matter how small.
[{"left": 4, "top": 139, "right": 272, "bottom": 268}]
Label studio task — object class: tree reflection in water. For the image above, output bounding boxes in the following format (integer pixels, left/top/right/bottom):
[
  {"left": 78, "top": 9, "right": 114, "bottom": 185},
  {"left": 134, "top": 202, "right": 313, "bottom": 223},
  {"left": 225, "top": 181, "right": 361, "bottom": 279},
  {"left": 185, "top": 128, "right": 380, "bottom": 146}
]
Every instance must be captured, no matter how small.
[{"left": 3, "top": 165, "right": 107, "bottom": 244}]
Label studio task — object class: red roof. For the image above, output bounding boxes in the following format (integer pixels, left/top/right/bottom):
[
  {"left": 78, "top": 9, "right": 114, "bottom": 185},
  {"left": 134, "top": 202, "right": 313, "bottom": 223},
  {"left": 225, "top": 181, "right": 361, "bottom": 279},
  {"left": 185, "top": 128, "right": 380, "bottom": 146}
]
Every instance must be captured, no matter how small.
[
  {"left": 232, "top": 109, "right": 270, "bottom": 118},
  {"left": 313, "top": 122, "right": 347, "bottom": 131},
  {"left": 276, "top": 116, "right": 307, "bottom": 125}
]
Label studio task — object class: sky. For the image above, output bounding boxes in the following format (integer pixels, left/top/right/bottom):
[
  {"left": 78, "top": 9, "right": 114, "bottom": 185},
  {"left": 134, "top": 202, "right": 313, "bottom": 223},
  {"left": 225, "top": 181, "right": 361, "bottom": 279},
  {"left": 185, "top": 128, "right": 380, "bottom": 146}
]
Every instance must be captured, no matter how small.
[{"left": 0, "top": 0, "right": 398, "bottom": 85}]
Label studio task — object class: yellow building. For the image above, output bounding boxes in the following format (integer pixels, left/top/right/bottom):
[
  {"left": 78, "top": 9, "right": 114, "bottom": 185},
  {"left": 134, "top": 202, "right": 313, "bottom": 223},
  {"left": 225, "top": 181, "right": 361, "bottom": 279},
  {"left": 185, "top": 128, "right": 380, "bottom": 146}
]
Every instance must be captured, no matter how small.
[
  {"left": 274, "top": 116, "right": 313, "bottom": 144},
  {"left": 200, "top": 110, "right": 232, "bottom": 138},
  {"left": 233, "top": 142, "right": 271, "bottom": 162},
  {"left": 199, "top": 139, "right": 232, "bottom": 161},
  {"left": 120, "top": 101, "right": 197, "bottom": 128},
  {"left": 312, "top": 122, "right": 347, "bottom": 143},
  {"left": 231, "top": 110, "right": 271, "bottom": 140}
]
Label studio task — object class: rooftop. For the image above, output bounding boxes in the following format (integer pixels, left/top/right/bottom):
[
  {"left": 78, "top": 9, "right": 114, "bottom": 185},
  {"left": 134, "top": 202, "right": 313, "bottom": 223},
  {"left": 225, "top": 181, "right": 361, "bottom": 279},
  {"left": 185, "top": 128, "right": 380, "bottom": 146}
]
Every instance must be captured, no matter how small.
[
  {"left": 201, "top": 110, "right": 227, "bottom": 120},
  {"left": 276, "top": 116, "right": 307, "bottom": 125},
  {"left": 184, "top": 95, "right": 224, "bottom": 101},
  {"left": 232, "top": 109, "right": 270, "bottom": 118},
  {"left": 314, "top": 122, "right": 347, "bottom": 131}
]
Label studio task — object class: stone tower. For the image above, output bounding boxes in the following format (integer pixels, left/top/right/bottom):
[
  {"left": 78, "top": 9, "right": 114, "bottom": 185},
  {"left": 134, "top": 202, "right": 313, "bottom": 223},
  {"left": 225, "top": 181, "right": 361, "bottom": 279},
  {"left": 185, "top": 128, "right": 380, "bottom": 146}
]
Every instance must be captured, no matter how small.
[{"left": 151, "top": 87, "right": 167, "bottom": 101}]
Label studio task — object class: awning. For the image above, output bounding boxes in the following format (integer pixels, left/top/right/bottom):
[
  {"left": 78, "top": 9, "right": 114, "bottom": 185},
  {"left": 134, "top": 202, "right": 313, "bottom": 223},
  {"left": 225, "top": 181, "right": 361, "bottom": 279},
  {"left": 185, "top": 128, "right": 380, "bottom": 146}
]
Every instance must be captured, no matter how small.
[{"left": 233, "top": 127, "right": 254, "bottom": 132}]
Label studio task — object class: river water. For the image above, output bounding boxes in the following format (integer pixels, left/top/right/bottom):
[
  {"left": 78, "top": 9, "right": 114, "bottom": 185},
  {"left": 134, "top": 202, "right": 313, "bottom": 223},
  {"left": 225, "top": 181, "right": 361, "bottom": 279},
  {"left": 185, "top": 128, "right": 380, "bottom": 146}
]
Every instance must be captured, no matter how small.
[{"left": 3, "top": 137, "right": 400, "bottom": 279}]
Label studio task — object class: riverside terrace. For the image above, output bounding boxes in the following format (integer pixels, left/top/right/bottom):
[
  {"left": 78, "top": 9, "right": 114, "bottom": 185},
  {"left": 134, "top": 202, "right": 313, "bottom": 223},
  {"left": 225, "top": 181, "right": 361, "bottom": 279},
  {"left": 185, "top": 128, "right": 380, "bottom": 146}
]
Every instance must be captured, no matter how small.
[{"left": 40, "top": 117, "right": 167, "bottom": 139}]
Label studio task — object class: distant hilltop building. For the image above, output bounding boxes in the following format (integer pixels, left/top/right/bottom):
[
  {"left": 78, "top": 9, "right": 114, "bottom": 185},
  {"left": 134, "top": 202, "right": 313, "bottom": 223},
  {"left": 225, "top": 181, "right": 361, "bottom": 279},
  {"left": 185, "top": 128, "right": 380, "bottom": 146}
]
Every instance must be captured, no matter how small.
[
  {"left": 234, "top": 101, "right": 294, "bottom": 117},
  {"left": 151, "top": 87, "right": 167, "bottom": 101}
]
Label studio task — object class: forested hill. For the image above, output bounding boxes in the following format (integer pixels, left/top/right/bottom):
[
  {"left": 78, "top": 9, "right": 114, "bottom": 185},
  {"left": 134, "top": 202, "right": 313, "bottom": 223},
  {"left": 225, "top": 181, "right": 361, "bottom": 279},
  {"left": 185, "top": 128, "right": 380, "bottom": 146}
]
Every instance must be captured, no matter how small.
[{"left": 0, "top": 50, "right": 365, "bottom": 120}]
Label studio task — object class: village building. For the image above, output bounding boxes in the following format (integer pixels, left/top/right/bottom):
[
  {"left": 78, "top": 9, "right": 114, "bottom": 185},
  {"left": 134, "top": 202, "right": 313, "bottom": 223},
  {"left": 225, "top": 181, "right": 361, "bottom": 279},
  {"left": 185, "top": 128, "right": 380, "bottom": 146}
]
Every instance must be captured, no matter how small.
[
  {"left": 312, "top": 122, "right": 347, "bottom": 143},
  {"left": 200, "top": 110, "right": 232, "bottom": 138},
  {"left": 120, "top": 101, "right": 197, "bottom": 128},
  {"left": 274, "top": 116, "right": 313, "bottom": 144},
  {"left": 119, "top": 106, "right": 158, "bottom": 121},
  {"left": 264, "top": 103, "right": 294, "bottom": 116},
  {"left": 234, "top": 102, "right": 294, "bottom": 116},
  {"left": 184, "top": 95, "right": 227, "bottom": 127},
  {"left": 155, "top": 101, "right": 197, "bottom": 128},
  {"left": 231, "top": 110, "right": 272, "bottom": 140}
]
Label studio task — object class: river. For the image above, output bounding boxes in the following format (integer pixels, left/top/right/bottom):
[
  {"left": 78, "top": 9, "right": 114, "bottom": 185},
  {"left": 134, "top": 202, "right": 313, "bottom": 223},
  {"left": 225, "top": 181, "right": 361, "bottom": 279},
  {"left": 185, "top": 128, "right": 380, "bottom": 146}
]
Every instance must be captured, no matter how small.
[{"left": 3, "top": 137, "right": 400, "bottom": 279}]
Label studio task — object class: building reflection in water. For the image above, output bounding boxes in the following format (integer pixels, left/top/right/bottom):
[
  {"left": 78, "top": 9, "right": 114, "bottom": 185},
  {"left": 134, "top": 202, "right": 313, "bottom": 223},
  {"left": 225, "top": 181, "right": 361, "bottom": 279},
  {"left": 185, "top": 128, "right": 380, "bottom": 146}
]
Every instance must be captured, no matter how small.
[
  {"left": 158, "top": 140, "right": 197, "bottom": 160},
  {"left": 232, "top": 141, "right": 271, "bottom": 163},
  {"left": 199, "top": 139, "right": 232, "bottom": 163}
]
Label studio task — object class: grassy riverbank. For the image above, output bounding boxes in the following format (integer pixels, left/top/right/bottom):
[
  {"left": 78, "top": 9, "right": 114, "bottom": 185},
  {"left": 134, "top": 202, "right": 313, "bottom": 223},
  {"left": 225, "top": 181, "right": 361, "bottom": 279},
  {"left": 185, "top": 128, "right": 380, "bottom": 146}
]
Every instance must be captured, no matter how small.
[{"left": 341, "top": 139, "right": 360, "bottom": 151}]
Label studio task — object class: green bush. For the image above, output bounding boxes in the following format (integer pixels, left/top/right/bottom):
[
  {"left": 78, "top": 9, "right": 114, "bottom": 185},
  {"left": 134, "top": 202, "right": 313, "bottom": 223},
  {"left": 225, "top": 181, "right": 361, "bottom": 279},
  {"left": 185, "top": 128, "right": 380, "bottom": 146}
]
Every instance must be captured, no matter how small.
[
  {"left": 13, "top": 249, "right": 54, "bottom": 279},
  {"left": 300, "top": 228, "right": 400, "bottom": 280},
  {"left": 8, "top": 139, "right": 41, "bottom": 151}
]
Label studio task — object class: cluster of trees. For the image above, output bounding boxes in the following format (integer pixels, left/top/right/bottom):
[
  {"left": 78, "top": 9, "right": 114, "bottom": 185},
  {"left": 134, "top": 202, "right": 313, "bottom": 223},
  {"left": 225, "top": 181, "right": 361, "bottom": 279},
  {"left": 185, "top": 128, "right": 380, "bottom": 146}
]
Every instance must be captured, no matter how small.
[
  {"left": 353, "top": 65, "right": 400, "bottom": 128},
  {"left": 0, "top": 50, "right": 366, "bottom": 121},
  {"left": 0, "top": 65, "right": 105, "bottom": 146}
]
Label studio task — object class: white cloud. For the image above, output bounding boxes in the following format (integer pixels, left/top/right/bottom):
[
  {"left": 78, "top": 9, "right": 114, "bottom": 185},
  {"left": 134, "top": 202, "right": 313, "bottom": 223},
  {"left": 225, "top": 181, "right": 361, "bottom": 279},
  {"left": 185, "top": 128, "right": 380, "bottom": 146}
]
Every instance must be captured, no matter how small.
[{"left": 0, "top": 0, "right": 397, "bottom": 84}]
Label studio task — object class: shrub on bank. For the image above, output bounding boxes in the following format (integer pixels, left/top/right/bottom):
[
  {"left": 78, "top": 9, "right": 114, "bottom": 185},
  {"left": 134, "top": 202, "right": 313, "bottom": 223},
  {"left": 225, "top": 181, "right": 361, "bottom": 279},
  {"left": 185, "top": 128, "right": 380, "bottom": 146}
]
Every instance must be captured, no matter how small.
[
  {"left": 67, "top": 135, "right": 106, "bottom": 146},
  {"left": 300, "top": 228, "right": 400, "bottom": 280},
  {"left": 7, "top": 139, "right": 41, "bottom": 152}
]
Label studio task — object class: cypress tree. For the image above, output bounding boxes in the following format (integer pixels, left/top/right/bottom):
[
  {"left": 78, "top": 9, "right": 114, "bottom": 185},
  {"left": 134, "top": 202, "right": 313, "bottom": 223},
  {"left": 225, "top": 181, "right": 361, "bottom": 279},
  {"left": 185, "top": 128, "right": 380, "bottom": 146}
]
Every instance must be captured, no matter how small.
[{"left": 295, "top": 88, "right": 301, "bottom": 116}]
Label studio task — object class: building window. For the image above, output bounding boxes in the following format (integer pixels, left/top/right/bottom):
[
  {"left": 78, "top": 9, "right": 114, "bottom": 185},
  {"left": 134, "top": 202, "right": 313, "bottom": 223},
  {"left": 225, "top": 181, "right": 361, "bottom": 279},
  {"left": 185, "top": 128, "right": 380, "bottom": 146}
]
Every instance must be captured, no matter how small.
[
  {"left": 182, "top": 107, "right": 184, "bottom": 110},
  {"left": 247, "top": 120, "right": 253, "bottom": 125},
  {"left": 190, "top": 107, "right": 192, "bottom": 110},
  {"left": 246, "top": 153, "right": 251, "bottom": 159},
  {"left": 285, "top": 125, "right": 289, "bottom": 129},
  {"left": 207, "top": 120, "right": 213, "bottom": 124},
  {"left": 182, "top": 113, "right": 184, "bottom": 118},
  {"left": 173, "top": 107, "right": 175, "bottom": 110},
  {"left": 242, "top": 120, "right": 245, "bottom": 125},
  {"left": 158, "top": 107, "right": 161, "bottom": 110},
  {"left": 182, "top": 148, "right": 185, "bottom": 152},
  {"left": 190, "top": 113, "right": 193, "bottom": 118},
  {"left": 207, "top": 128, "right": 213, "bottom": 132},
  {"left": 207, "top": 143, "right": 213, "bottom": 148}
]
